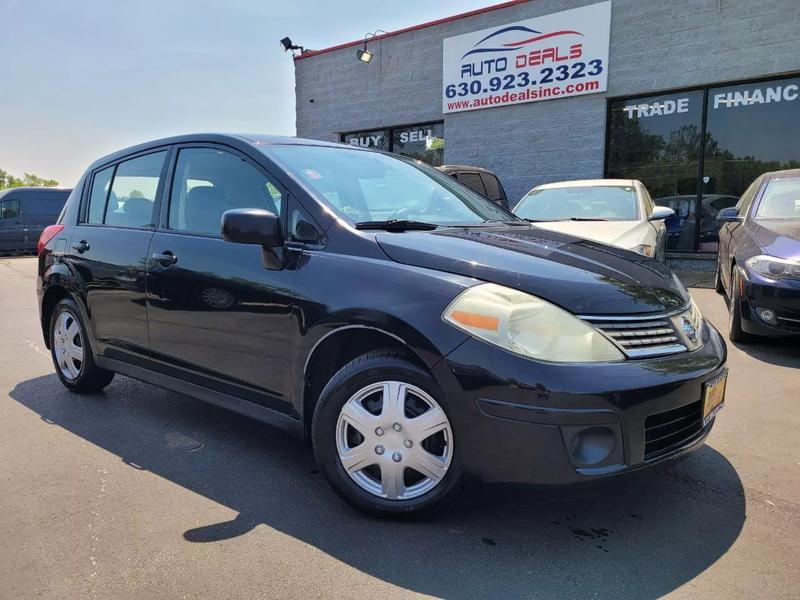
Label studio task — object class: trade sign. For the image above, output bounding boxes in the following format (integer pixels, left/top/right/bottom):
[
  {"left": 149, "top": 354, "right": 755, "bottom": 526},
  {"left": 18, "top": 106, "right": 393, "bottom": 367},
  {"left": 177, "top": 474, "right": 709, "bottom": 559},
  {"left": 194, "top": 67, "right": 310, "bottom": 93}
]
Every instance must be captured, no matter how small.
[{"left": 442, "top": 1, "right": 611, "bottom": 113}]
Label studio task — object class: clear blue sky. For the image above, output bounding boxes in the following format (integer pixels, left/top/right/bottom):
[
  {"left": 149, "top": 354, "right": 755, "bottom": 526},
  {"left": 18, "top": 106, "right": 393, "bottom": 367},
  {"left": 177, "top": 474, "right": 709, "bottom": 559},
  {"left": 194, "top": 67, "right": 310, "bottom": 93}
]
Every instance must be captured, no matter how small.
[{"left": 0, "top": 0, "right": 496, "bottom": 187}]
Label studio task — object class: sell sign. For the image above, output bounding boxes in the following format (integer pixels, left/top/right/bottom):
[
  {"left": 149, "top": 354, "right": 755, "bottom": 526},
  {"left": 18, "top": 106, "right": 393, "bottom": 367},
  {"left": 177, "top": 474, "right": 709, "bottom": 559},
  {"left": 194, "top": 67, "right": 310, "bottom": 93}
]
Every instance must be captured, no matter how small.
[{"left": 442, "top": 1, "right": 611, "bottom": 113}]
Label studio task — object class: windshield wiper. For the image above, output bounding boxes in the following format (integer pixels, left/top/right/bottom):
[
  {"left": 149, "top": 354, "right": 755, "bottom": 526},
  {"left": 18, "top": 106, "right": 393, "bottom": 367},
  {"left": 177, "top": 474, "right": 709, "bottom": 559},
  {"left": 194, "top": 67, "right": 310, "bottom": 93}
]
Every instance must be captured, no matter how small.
[
  {"left": 569, "top": 217, "right": 610, "bottom": 221},
  {"left": 355, "top": 219, "right": 438, "bottom": 231}
]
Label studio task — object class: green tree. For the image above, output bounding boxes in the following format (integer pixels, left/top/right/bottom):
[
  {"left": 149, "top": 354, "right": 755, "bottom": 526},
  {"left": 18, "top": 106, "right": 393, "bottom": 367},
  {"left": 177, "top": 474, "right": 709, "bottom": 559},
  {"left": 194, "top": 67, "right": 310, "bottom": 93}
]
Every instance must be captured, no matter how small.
[{"left": 0, "top": 169, "right": 59, "bottom": 190}]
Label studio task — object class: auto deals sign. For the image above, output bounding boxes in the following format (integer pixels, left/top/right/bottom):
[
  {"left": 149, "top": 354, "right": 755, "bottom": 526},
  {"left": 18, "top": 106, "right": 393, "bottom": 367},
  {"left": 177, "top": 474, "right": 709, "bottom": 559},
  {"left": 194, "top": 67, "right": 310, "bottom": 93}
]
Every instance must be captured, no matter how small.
[{"left": 442, "top": 1, "right": 611, "bottom": 113}]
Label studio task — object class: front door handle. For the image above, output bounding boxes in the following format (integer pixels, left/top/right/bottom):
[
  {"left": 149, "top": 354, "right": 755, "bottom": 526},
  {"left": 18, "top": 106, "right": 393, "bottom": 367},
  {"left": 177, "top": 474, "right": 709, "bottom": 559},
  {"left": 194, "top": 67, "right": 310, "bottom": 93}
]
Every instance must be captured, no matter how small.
[
  {"left": 151, "top": 251, "right": 177, "bottom": 266},
  {"left": 72, "top": 240, "right": 90, "bottom": 253}
]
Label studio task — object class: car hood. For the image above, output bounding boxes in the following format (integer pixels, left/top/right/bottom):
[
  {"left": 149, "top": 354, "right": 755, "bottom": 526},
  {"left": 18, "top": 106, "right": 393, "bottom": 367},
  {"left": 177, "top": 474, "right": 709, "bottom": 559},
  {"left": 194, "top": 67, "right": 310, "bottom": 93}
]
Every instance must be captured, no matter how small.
[
  {"left": 530, "top": 220, "right": 640, "bottom": 247},
  {"left": 375, "top": 226, "right": 688, "bottom": 315},
  {"left": 750, "top": 220, "right": 800, "bottom": 260}
]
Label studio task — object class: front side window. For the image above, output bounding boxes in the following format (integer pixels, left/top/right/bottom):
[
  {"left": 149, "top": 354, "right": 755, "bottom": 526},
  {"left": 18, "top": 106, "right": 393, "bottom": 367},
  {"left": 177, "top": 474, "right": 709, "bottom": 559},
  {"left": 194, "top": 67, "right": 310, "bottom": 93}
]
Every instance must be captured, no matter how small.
[
  {"left": 169, "top": 148, "right": 283, "bottom": 236},
  {"left": 267, "top": 145, "right": 516, "bottom": 226},
  {"left": 105, "top": 152, "right": 166, "bottom": 228},
  {"left": 756, "top": 177, "right": 800, "bottom": 220},
  {"left": 516, "top": 185, "right": 639, "bottom": 222},
  {"left": 0, "top": 199, "right": 20, "bottom": 220}
]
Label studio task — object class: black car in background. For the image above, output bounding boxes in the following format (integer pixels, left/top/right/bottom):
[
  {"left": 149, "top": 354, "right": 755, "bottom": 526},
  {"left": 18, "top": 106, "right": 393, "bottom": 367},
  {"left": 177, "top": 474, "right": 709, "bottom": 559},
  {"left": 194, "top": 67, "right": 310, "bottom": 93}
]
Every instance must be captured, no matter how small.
[
  {"left": 0, "top": 187, "right": 71, "bottom": 253},
  {"left": 436, "top": 165, "right": 509, "bottom": 209},
  {"left": 717, "top": 169, "right": 800, "bottom": 341},
  {"left": 37, "top": 134, "right": 726, "bottom": 516}
]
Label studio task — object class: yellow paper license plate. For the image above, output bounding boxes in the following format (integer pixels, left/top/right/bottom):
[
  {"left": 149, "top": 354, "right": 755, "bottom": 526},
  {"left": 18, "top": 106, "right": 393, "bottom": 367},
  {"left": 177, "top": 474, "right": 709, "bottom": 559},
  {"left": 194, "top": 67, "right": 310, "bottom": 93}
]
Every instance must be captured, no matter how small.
[{"left": 703, "top": 370, "right": 727, "bottom": 426}]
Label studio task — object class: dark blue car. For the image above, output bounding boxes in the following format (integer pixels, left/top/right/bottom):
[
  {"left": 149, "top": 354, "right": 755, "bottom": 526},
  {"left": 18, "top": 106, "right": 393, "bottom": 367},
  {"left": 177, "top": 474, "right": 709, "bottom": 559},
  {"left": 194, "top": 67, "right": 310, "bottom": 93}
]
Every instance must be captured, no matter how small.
[{"left": 716, "top": 169, "right": 800, "bottom": 342}]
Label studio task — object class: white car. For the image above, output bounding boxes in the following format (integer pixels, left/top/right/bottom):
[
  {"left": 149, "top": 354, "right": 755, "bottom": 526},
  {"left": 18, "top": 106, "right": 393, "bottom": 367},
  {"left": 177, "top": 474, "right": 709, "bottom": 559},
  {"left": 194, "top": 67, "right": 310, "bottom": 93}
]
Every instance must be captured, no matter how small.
[{"left": 513, "top": 179, "right": 675, "bottom": 261}]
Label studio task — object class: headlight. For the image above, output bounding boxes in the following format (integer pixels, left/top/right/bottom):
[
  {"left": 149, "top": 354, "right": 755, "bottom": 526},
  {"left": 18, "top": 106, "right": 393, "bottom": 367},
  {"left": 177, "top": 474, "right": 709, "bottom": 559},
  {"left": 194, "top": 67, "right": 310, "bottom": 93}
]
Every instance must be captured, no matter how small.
[
  {"left": 745, "top": 255, "right": 800, "bottom": 280},
  {"left": 630, "top": 243, "right": 654, "bottom": 257},
  {"left": 443, "top": 283, "right": 624, "bottom": 363}
]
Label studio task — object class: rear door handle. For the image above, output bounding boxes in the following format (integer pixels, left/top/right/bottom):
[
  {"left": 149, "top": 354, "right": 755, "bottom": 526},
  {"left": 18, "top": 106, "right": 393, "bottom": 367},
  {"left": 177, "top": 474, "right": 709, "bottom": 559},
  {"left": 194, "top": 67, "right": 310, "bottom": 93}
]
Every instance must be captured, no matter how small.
[
  {"left": 151, "top": 251, "right": 177, "bottom": 266},
  {"left": 72, "top": 240, "right": 90, "bottom": 253}
]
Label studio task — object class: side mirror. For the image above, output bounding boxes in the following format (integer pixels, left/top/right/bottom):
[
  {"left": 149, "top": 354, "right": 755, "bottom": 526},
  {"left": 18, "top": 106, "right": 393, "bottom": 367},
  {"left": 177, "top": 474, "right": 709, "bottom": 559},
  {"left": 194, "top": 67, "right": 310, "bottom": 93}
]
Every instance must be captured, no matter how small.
[
  {"left": 221, "top": 208, "right": 283, "bottom": 248},
  {"left": 716, "top": 207, "right": 742, "bottom": 223},
  {"left": 650, "top": 206, "right": 675, "bottom": 221}
]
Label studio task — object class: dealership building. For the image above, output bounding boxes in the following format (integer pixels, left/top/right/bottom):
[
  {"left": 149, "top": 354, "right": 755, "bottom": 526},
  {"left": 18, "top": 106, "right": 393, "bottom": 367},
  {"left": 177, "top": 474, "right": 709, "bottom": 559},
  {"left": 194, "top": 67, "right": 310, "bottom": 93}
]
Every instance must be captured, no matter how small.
[{"left": 293, "top": 0, "right": 799, "bottom": 256}]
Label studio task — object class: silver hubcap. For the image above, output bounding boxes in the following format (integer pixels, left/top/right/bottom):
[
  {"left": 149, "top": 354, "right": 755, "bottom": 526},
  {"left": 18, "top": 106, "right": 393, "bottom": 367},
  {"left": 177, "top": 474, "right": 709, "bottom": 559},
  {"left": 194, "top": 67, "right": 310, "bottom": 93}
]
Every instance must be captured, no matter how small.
[
  {"left": 53, "top": 311, "right": 84, "bottom": 380},
  {"left": 335, "top": 381, "right": 453, "bottom": 501}
]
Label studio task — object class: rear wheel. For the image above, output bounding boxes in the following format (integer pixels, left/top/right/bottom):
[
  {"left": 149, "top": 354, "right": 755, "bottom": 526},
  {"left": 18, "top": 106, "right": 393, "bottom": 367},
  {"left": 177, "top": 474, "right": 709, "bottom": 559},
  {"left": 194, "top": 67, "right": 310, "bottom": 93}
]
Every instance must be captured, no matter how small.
[
  {"left": 312, "top": 352, "right": 461, "bottom": 517},
  {"left": 50, "top": 299, "right": 115, "bottom": 392}
]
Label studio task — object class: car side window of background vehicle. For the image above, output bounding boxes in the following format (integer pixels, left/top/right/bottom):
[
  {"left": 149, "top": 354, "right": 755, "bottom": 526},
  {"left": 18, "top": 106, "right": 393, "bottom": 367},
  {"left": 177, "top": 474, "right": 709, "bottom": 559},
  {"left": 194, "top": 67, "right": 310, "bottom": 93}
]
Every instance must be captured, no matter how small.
[{"left": 1, "top": 198, "right": 20, "bottom": 220}]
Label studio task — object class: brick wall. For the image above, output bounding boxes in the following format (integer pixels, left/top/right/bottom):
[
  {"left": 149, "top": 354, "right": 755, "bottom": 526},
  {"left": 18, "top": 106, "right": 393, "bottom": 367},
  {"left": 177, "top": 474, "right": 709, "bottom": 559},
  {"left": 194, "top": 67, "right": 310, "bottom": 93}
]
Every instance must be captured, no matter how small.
[{"left": 295, "top": 0, "right": 800, "bottom": 204}]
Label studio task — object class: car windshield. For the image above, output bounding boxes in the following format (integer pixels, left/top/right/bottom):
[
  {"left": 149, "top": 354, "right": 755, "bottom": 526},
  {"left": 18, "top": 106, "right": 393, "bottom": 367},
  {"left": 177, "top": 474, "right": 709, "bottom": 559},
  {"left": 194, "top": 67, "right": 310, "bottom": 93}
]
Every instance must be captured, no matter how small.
[
  {"left": 266, "top": 145, "right": 519, "bottom": 226},
  {"left": 756, "top": 178, "right": 800, "bottom": 219},
  {"left": 515, "top": 185, "right": 640, "bottom": 221}
]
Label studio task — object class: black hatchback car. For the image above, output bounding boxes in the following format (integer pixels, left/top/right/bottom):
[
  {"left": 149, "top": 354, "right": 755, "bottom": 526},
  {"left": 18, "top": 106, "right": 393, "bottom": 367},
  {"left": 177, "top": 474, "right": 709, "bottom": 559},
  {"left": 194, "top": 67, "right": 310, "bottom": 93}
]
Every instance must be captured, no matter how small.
[
  {"left": 716, "top": 169, "right": 800, "bottom": 341},
  {"left": 37, "top": 134, "right": 727, "bottom": 516}
]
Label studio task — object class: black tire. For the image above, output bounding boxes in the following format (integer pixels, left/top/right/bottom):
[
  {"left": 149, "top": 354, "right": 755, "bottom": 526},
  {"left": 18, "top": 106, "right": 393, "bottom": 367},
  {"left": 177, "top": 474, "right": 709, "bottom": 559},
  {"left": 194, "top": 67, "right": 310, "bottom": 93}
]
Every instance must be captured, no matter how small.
[
  {"left": 49, "top": 298, "right": 115, "bottom": 393},
  {"left": 714, "top": 261, "right": 725, "bottom": 294},
  {"left": 312, "top": 351, "right": 462, "bottom": 517},
  {"left": 728, "top": 269, "right": 754, "bottom": 343}
]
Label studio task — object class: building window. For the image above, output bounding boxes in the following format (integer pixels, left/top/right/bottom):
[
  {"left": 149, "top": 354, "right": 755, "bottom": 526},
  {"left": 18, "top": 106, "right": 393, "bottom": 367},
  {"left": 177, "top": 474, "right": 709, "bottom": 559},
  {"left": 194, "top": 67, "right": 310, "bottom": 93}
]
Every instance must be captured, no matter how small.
[
  {"left": 391, "top": 123, "right": 444, "bottom": 165},
  {"left": 341, "top": 129, "right": 390, "bottom": 151},
  {"left": 606, "top": 91, "right": 704, "bottom": 252},
  {"left": 701, "top": 76, "right": 800, "bottom": 250},
  {"left": 341, "top": 122, "right": 444, "bottom": 166},
  {"left": 606, "top": 74, "right": 800, "bottom": 253}
]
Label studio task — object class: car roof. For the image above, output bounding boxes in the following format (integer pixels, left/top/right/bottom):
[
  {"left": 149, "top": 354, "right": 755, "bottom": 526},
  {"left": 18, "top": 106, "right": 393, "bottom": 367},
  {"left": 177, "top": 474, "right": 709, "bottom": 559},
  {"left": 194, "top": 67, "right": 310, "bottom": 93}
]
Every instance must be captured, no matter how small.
[
  {"left": 764, "top": 168, "right": 800, "bottom": 179},
  {"left": 436, "top": 164, "right": 497, "bottom": 175},
  {"left": 533, "top": 179, "right": 639, "bottom": 190},
  {"left": 0, "top": 187, "right": 72, "bottom": 199},
  {"left": 85, "top": 133, "right": 350, "bottom": 172}
]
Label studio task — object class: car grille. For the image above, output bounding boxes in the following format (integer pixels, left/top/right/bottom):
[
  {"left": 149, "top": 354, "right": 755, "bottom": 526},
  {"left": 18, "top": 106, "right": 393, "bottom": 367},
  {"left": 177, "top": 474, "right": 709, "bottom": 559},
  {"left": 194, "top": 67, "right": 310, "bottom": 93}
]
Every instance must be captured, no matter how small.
[
  {"left": 644, "top": 400, "right": 704, "bottom": 460},
  {"left": 581, "top": 309, "right": 691, "bottom": 358}
]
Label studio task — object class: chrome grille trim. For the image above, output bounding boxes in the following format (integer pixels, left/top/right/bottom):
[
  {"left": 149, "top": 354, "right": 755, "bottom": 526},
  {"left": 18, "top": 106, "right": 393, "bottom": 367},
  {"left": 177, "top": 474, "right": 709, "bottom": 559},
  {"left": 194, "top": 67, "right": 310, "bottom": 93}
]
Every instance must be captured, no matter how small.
[{"left": 580, "top": 305, "right": 692, "bottom": 359}]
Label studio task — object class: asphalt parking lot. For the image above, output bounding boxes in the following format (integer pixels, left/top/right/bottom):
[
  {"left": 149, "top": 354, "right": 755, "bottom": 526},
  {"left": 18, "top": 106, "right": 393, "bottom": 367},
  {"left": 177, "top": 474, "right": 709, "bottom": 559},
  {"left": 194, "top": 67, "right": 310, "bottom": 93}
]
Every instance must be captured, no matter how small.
[{"left": 1, "top": 255, "right": 798, "bottom": 600}]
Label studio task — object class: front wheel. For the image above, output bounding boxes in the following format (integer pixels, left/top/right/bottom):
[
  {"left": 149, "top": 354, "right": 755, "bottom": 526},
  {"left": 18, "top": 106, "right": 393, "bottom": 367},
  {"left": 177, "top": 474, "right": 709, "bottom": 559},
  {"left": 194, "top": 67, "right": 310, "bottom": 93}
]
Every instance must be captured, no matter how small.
[
  {"left": 50, "top": 298, "right": 115, "bottom": 392},
  {"left": 312, "top": 352, "right": 461, "bottom": 517}
]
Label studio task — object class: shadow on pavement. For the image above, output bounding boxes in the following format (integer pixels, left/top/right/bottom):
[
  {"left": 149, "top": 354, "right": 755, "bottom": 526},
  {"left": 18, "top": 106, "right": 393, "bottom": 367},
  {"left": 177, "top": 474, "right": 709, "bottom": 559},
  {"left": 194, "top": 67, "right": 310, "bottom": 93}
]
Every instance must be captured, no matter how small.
[
  {"left": 731, "top": 336, "right": 800, "bottom": 367},
  {"left": 11, "top": 374, "right": 746, "bottom": 599}
]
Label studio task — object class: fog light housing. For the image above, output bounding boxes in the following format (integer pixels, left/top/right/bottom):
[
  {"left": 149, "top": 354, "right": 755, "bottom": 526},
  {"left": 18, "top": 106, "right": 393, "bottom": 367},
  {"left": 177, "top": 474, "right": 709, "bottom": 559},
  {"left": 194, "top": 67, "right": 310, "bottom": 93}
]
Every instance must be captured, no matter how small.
[
  {"left": 561, "top": 425, "right": 621, "bottom": 467},
  {"left": 756, "top": 307, "right": 777, "bottom": 325}
]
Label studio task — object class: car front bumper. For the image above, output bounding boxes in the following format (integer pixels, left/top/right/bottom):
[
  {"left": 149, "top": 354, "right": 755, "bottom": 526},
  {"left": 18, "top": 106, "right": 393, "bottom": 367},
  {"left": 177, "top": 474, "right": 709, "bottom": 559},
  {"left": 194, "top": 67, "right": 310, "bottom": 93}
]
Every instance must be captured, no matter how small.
[
  {"left": 432, "top": 320, "right": 727, "bottom": 485},
  {"left": 738, "top": 267, "right": 800, "bottom": 337}
]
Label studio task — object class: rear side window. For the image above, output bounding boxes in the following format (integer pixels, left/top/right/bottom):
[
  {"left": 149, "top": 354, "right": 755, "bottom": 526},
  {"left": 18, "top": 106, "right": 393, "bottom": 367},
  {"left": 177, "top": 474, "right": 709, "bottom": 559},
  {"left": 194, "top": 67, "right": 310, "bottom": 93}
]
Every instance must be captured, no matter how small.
[
  {"left": 457, "top": 172, "right": 486, "bottom": 196},
  {"left": 1, "top": 199, "right": 20, "bottom": 220},
  {"left": 480, "top": 173, "right": 502, "bottom": 201},
  {"left": 168, "top": 147, "right": 283, "bottom": 237},
  {"left": 87, "top": 167, "right": 114, "bottom": 224},
  {"left": 105, "top": 152, "right": 166, "bottom": 228}
]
